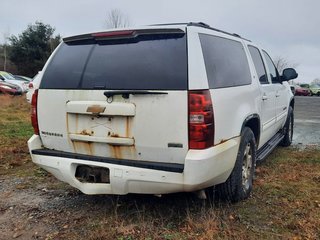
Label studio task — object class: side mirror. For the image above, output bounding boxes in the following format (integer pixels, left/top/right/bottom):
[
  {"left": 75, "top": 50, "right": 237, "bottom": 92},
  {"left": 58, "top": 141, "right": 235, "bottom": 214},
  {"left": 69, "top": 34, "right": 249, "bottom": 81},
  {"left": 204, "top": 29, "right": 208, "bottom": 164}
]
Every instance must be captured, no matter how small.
[
  {"left": 0, "top": 76, "right": 4, "bottom": 81},
  {"left": 282, "top": 68, "right": 298, "bottom": 81}
]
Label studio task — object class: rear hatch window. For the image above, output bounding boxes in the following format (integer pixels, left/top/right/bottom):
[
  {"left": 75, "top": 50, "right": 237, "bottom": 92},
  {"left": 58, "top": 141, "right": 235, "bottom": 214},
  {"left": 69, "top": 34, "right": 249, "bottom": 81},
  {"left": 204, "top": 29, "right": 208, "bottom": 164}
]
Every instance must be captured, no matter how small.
[
  {"left": 37, "top": 29, "right": 189, "bottom": 166},
  {"left": 40, "top": 30, "right": 188, "bottom": 90}
]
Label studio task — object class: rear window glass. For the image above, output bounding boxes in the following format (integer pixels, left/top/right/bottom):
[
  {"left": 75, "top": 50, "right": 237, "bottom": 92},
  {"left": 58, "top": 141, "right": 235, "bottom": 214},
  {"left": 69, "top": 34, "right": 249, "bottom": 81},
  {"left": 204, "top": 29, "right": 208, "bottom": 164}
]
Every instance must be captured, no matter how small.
[
  {"left": 41, "top": 34, "right": 187, "bottom": 90},
  {"left": 199, "top": 34, "right": 251, "bottom": 89}
]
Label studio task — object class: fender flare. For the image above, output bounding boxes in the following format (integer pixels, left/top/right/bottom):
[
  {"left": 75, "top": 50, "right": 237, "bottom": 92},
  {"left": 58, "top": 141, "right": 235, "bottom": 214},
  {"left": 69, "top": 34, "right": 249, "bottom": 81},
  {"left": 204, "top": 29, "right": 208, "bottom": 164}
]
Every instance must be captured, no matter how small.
[{"left": 241, "top": 114, "right": 261, "bottom": 145}]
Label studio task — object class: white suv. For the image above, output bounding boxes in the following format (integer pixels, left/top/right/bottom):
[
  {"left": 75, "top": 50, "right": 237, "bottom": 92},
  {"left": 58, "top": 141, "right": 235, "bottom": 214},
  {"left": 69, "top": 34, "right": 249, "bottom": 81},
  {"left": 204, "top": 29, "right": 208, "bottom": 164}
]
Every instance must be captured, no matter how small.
[{"left": 28, "top": 23, "right": 297, "bottom": 202}]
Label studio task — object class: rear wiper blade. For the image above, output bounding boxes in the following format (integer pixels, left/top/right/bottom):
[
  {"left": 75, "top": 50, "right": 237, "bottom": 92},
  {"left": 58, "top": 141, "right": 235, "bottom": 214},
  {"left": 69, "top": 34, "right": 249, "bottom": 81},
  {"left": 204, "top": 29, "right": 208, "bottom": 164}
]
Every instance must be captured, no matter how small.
[{"left": 104, "top": 90, "right": 168, "bottom": 99}]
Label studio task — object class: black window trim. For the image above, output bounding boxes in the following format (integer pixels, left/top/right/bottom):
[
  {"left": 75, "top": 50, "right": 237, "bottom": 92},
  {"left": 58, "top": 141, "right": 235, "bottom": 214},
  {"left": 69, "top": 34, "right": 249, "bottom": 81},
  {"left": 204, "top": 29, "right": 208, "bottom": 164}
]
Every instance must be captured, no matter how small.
[
  {"left": 200, "top": 32, "right": 244, "bottom": 45},
  {"left": 262, "top": 50, "right": 281, "bottom": 84},
  {"left": 247, "top": 45, "right": 270, "bottom": 85}
]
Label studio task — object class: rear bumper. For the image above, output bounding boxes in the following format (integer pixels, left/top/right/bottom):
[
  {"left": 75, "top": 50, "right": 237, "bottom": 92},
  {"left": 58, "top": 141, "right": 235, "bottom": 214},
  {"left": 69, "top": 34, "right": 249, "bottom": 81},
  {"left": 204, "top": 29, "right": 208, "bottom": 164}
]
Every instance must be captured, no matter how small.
[{"left": 28, "top": 135, "right": 240, "bottom": 195}]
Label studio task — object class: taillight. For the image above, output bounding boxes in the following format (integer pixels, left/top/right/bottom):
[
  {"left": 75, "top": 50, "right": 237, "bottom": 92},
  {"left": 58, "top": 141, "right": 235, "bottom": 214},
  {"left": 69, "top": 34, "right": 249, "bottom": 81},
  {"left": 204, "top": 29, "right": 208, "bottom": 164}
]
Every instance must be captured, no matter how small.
[
  {"left": 188, "top": 90, "right": 214, "bottom": 149},
  {"left": 28, "top": 82, "right": 33, "bottom": 89},
  {"left": 31, "top": 89, "right": 39, "bottom": 135}
]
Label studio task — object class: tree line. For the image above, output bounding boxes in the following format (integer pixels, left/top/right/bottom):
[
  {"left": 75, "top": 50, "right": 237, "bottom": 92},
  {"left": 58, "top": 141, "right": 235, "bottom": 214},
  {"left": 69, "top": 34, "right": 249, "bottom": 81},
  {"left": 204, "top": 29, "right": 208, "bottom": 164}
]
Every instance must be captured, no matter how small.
[
  {"left": 1, "top": 9, "right": 129, "bottom": 78},
  {"left": 1, "top": 22, "right": 61, "bottom": 77}
]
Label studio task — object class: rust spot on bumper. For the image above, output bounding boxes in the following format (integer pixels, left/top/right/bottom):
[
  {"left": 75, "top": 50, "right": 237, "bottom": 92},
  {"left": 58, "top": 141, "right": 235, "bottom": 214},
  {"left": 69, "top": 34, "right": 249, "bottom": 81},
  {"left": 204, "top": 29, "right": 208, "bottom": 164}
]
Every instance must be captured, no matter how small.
[
  {"left": 80, "top": 129, "right": 92, "bottom": 136},
  {"left": 109, "top": 145, "right": 137, "bottom": 160},
  {"left": 73, "top": 141, "right": 93, "bottom": 155},
  {"left": 86, "top": 105, "right": 106, "bottom": 114},
  {"left": 126, "top": 116, "right": 131, "bottom": 137},
  {"left": 110, "top": 133, "right": 120, "bottom": 138}
]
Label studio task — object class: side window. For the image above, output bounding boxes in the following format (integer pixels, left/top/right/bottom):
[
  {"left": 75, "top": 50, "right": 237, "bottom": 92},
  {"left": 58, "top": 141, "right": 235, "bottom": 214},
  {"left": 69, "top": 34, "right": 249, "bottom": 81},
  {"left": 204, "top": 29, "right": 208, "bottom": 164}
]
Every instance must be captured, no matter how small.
[
  {"left": 262, "top": 51, "right": 280, "bottom": 84},
  {"left": 199, "top": 34, "right": 251, "bottom": 89},
  {"left": 248, "top": 46, "right": 269, "bottom": 84}
]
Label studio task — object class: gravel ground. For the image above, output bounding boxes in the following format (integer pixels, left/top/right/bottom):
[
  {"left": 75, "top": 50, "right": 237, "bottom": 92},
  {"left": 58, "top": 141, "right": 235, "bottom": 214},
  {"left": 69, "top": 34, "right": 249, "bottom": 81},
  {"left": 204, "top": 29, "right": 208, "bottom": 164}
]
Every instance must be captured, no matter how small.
[
  {"left": 293, "top": 96, "right": 320, "bottom": 147},
  {"left": 0, "top": 175, "right": 121, "bottom": 240}
]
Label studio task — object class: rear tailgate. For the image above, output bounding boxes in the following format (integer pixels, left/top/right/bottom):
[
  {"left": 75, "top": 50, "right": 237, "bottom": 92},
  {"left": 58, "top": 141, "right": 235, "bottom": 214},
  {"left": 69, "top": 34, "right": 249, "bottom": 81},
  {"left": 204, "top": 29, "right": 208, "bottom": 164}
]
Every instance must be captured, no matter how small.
[{"left": 37, "top": 28, "right": 189, "bottom": 165}]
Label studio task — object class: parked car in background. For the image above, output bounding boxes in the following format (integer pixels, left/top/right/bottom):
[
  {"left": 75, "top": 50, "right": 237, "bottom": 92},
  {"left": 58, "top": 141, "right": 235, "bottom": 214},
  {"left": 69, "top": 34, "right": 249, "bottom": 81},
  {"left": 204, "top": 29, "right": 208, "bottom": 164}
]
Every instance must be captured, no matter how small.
[
  {"left": 14, "top": 75, "right": 32, "bottom": 82},
  {"left": 0, "top": 71, "right": 28, "bottom": 92},
  {"left": 309, "top": 84, "right": 320, "bottom": 96},
  {"left": 299, "top": 83, "right": 309, "bottom": 89},
  {"left": 26, "top": 71, "right": 42, "bottom": 103},
  {"left": 0, "top": 81, "right": 23, "bottom": 95},
  {"left": 294, "top": 85, "right": 310, "bottom": 96}
]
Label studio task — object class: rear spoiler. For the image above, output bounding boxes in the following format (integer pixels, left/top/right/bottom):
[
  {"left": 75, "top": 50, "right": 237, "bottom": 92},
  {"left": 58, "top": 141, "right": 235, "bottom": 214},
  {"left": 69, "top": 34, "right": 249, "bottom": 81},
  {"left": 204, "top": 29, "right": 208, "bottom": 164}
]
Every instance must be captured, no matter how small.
[{"left": 63, "top": 28, "right": 185, "bottom": 43}]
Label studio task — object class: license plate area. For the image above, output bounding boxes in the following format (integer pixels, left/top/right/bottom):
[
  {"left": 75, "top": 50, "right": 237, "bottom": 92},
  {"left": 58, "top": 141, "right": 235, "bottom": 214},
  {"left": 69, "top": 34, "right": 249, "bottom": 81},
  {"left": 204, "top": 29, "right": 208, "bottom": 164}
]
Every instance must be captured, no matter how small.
[{"left": 67, "top": 113, "right": 133, "bottom": 140}]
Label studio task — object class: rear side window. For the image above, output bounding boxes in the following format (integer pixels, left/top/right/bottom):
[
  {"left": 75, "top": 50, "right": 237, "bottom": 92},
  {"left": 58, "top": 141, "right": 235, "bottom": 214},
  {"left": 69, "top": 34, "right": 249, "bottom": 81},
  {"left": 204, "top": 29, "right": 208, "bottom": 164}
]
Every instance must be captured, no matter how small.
[
  {"left": 248, "top": 46, "right": 269, "bottom": 84},
  {"left": 41, "top": 34, "right": 187, "bottom": 90},
  {"left": 199, "top": 34, "right": 251, "bottom": 89}
]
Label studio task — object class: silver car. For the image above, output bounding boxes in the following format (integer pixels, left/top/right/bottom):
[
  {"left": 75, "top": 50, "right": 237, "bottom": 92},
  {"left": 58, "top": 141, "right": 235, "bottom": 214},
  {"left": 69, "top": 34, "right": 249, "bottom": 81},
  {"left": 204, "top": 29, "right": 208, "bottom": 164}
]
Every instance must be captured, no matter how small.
[{"left": 0, "top": 71, "right": 28, "bottom": 92}]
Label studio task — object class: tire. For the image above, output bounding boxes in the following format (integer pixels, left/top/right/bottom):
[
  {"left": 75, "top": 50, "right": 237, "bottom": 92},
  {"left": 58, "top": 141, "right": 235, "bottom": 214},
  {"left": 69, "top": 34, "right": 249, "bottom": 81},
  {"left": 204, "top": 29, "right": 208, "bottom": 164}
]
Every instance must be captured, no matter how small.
[
  {"left": 216, "top": 127, "right": 256, "bottom": 202},
  {"left": 281, "top": 106, "right": 293, "bottom": 147}
]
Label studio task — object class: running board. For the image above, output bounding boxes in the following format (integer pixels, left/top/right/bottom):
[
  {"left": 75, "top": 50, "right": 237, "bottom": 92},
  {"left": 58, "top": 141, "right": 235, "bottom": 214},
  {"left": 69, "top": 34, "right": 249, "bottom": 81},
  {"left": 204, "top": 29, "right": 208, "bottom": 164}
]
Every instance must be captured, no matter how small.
[{"left": 256, "top": 132, "right": 284, "bottom": 162}]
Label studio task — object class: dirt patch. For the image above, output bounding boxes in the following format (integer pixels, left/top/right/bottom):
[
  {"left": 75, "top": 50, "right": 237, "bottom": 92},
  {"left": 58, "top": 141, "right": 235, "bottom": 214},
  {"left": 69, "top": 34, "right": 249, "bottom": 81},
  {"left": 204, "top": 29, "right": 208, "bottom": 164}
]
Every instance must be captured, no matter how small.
[
  {"left": 0, "top": 176, "right": 82, "bottom": 240},
  {"left": 1, "top": 147, "right": 319, "bottom": 240}
]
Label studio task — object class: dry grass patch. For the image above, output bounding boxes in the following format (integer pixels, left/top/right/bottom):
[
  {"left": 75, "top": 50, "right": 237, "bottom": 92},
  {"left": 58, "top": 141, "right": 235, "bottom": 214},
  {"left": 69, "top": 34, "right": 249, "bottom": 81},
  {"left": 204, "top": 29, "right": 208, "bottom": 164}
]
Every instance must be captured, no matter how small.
[{"left": 0, "top": 94, "right": 33, "bottom": 175}]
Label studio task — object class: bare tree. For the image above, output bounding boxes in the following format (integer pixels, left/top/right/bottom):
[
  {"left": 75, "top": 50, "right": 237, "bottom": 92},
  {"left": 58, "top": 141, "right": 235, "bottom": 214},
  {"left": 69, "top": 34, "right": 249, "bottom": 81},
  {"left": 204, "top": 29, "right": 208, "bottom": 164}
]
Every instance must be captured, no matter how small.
[
  {"left": 311, "top": 78, "right": 320, "bottom": 85},
  {"left": 273, "top": 56, "right": 298, "bottom": 73},
  {"left": 106, "top": 9, "right": 129, "bottom": 28},
  {"left": 2, "top": 27, "right": 10, "bottom": 71}
]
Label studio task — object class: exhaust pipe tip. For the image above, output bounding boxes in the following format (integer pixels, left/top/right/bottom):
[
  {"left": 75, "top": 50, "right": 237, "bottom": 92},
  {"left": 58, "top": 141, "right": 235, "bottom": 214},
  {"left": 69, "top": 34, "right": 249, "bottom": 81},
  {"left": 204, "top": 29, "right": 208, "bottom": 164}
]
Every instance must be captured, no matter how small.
[{"left": 194, "top": 190, "right": 207, "bottom": 200}]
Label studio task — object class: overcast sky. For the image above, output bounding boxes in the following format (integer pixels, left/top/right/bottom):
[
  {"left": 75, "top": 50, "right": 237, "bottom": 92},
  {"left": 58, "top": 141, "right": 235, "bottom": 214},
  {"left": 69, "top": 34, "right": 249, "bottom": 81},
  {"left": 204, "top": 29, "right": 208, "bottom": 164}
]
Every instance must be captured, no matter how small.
[{"left": 2, "top": 0, "right": 320, "bottom": 83}]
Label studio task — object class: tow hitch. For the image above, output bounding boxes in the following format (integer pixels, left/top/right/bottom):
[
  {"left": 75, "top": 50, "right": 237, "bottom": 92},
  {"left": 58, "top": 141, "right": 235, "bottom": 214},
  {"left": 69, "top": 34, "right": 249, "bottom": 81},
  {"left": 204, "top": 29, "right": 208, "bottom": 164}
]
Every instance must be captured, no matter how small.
[{"left": 75, "top": 165, "right": 110, "bottom": 183}]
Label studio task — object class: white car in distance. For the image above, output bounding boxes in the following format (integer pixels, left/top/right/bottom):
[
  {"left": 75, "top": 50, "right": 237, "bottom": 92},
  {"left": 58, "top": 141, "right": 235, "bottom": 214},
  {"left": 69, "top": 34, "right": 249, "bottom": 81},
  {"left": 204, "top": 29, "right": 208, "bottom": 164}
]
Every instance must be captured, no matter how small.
[{"left": 26, "top": 71, "right": 43, "bottom": 103}]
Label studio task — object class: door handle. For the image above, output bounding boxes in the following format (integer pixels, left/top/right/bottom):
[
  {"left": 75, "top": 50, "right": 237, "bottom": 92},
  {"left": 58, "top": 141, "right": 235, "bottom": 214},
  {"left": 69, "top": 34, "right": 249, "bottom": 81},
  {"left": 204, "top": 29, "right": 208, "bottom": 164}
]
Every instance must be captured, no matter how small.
[{"left": 262, "top": 95, "right": 268, "bottom": 101}]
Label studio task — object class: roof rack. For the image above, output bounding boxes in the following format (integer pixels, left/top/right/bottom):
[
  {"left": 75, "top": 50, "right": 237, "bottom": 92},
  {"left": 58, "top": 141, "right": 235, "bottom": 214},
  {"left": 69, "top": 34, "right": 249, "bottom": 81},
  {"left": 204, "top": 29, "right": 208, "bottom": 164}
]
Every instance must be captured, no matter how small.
[
  {"left": 149, "top": 23, "right": 189, "bottom": 26},
  {"left": 149, "top": 22, "right": 250, "bottom": 41},
  {"left": 187, "top": 22, "right": 251, "bottom": 42}
]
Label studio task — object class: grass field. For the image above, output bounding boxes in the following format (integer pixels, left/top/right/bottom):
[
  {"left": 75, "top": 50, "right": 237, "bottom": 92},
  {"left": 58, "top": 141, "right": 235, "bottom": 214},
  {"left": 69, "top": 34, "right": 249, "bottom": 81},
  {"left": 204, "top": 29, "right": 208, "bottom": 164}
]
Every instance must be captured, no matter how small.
[{"left": 0, "top": 95, "right": 319, "bottom": 240}]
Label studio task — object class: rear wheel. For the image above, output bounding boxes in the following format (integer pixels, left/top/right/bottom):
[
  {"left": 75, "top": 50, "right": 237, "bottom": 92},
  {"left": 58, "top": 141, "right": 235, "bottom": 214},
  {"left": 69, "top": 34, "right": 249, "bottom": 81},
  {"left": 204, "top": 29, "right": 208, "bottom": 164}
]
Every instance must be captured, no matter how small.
[
  {"left": 216, "top": 127, "right": 256, "bottom": 202},
  {"left": 281, "top": 106, "right": 293, "bottom": 147}
]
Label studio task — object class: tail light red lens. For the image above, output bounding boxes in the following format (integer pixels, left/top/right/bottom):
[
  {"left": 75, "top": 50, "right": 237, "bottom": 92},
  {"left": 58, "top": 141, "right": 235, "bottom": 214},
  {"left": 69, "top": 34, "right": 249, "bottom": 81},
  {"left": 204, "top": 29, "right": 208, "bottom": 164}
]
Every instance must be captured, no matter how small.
[
  {"left": 31, "top": 90, "right": 39, "bottom": 135},
  {"left": 188, "top": 90, "right": 214, "bottom": 149}
]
